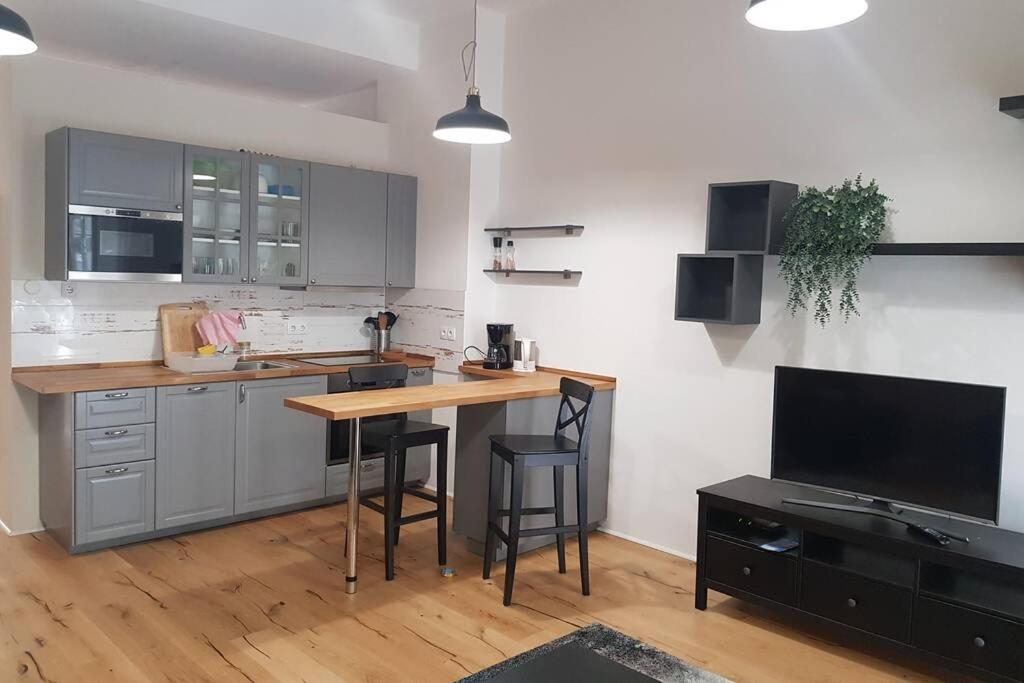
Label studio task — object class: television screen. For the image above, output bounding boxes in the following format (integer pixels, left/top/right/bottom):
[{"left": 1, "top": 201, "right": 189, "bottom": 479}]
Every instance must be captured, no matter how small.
[{"left": 771, "top": 367, "right": 1005, "bottom": 523}]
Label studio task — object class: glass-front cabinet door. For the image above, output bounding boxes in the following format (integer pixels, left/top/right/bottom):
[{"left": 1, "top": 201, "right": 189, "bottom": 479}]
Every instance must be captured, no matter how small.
[
  {"left": 183, "top": 147, "right": 251, "bottom": 283},
  {"left": 249, "top": 156, "right": 310, "bottom": 286}
]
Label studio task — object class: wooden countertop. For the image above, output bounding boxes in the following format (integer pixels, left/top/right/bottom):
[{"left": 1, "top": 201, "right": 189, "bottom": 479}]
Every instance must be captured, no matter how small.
[
  {"left": 285, "top": 365, "right": 616, "bottom": 421},
  {"left": 11, "top": 351, "right": 435, "bottom": 395}
]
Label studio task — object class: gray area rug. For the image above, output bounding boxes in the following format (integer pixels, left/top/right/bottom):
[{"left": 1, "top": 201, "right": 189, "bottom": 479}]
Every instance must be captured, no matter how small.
[{"left": 458, "top": 623, "right": 731, "bottom": 682}]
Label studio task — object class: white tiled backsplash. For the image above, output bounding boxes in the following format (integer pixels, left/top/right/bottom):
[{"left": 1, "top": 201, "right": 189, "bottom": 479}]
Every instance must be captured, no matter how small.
[{"left": 12, "top": 280, "right": 466, "bottom": 372}]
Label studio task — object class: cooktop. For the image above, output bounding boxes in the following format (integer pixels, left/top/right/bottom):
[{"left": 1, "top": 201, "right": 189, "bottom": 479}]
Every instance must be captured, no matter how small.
[{"left": 301, "top": 355, "right": 377, "bottom": 367}]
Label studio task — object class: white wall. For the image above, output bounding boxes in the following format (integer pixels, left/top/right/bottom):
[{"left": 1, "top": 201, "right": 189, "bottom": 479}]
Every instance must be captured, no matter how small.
[
  {"left": 3, "top": 56, "right": 392, "bottom": 533},
  {"left": 483, "top": 0, "right": 1024, "bottom": 557}
]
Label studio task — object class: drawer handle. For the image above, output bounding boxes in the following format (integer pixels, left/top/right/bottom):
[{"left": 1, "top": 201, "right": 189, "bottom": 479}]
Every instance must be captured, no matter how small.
[
  {"left": 742, "top": 566, "right": 752, "bottom": 576},
  {"left": 973, "top": 637, "right": 986, "bottom": 649},
  {"left": 846, "top": 598, "right": 858, "bottom": 608},
  {"left": 104, "top": 429, "right": 129, "bottom": 437},
  {"left": 105, "top": 467, "right": 129, "bottom": 475},
  {"left": 187, "top": 386, "right": 208, "bottom": 393},
  {"left": 104, "top": 392, "right": 130, "bottom": 399}
]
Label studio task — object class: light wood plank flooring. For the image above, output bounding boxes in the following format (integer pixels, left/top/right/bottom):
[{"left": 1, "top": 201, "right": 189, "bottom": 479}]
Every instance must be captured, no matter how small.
[{"left": 0, "top": 496, "right": 955, "bottom": 682}]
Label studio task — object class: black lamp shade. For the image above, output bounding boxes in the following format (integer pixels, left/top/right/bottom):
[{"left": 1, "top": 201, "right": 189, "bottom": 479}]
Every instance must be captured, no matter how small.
[
  {"left": 0, "top": 4, "right": 36, "bottom": 56},
  {"left": 433, "top": 92, "right": 511, "bottom": 145}
]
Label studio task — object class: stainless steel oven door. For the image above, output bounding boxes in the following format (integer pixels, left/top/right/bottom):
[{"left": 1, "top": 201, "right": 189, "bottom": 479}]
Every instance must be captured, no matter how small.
[{"left": 67, "top": 205, "right": 183, "bottom": 282}]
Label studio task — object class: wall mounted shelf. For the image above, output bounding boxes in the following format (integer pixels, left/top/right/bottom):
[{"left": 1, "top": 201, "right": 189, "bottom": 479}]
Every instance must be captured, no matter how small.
[
  {"left": 674, "top": 254, "right": 763, "bottom": 324},
  {"left": 999, "top": 96, "right": 1024, "bottom": 119},
  {"left": 706, "top": 181, "right": 798, "bottom": 254},
  {"left": 485, "top": 225, "right": 584, "bottom": 236},
  {"left": 485, "top": 269, "right": 582, "bottom": 279},
  {"left": 870, "top": 242, "right": 1024, "bottom": 256}
]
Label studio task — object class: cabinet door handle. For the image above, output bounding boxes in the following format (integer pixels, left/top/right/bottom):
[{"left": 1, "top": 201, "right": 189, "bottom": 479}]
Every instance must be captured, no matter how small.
[
  {"left": 104, "top": 467, "right": 129, "bottom": 475},
  {"left": 387, "top": 281, "right": 393, "bottom": 286},
  {"left": 251, "top": 277, "right": 258, "bottom": 283},
  {"left": 187, "top": 386, "right": 208, "bottom": 393},
  {"left": 847, "top": 598, "right": 858, "bottom": 608},
  {"left": 104, "top": 392, "right": 129, "bottom": 399},
  {"left": 175, "top": 204, "right": 183, "bottom": 210},
  {"left": 104, "top": 429, "right": 129, "bottom": 437},
  {"left": 310, "top": 279, "right": 317, "bottom": 285},
  {"left": 973, "top": 637, "right": 986, "bottom": 649},
  {"left": 241, "top": 277, "right": 249, "bottom": 283},
  {"left": 742, "top": 566, "right": 752, "bottom": 576},
  {"left": 239, "top": 384, "right": 246, "bottom": 404}
]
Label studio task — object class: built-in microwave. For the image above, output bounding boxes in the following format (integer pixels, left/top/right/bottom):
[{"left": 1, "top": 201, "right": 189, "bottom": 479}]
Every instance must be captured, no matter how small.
[{"left": 66, "top": 204, "right": 183, "bottom": 282}]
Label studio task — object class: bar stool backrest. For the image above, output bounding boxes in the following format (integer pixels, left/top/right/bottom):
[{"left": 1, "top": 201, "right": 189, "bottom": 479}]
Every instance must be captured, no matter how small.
[
  {"left": 555, "top": 377, "right": 596, "bottom": 461},
  {"left": 348, "top": 363, "right": 409, "bottom": 391}
]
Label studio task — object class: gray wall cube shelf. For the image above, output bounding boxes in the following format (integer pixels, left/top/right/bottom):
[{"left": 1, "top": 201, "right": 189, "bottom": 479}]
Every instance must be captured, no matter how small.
[
  {"left": 1000, "top": 95, "right": 1024, "bottom": 119},
  {"left": 675, "top": 254, "right": 763, "bottom": 324},
  {"left": 707, "top": 181, "right": 798, "bottom": 254}
]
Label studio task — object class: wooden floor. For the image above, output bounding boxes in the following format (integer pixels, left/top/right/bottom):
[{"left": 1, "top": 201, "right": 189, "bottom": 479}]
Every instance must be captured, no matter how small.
[{"left": 0, "top": 495, "right": 956, "bottom": 682}]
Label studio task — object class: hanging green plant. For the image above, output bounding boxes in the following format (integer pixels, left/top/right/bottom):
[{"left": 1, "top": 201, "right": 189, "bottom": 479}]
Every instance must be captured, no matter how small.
[{"left": 779, "top": 175, "right": 891, "bottom": 326}]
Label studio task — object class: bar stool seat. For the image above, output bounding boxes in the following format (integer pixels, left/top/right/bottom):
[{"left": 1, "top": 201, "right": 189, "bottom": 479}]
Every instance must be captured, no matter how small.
[
  {"left": 347, "top": 364, "right": 449, "bottom": 582},
  {"left": 483, "top": 377, "right": 597, "bottom": 606}
]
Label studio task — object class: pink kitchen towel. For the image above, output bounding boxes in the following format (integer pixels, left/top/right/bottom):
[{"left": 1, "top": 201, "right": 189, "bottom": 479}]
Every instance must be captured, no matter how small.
[{"left": 195, "top": 311, "right": 242, "bottom": 347}]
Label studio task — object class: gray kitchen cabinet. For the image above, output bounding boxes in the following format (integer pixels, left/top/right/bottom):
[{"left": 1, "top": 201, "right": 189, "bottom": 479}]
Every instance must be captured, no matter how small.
[
  {"left": 156, "top": 382, "right": 237, "bottom": 530},
  {"left": 234, "top": 375, "right": 328, "bottom": 514},
  {"left": 307, "top": 164, "right": 387, "bottom": 287},
  {"left": 250, "top": 156, "right": 309, "bottom": 286},
  {"left": 386, "top": 174, "right": 417, "bottom": 288},
  {"left": 183, "top": 146, "right": 251, "bottom": 284},
  {"left": 67, "top": 129, "right": 184, "bottom": 212},
  {"left": 75, "top": 460, "right": 155, "bottom": 546}
]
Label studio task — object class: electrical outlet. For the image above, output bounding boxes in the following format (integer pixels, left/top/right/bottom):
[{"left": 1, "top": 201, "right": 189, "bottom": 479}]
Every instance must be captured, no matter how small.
[
  {"left": 439, "top": 328, "right": 447, "bottom": 340},
  {"left": 62, "top": 282, "right": 76, "bottom": 297},
  {"left": 287, "top": 322, "right": 307, "bottom": 335},
  {"left": 444, "top": 327, "right": 457, "bottom": 342}
]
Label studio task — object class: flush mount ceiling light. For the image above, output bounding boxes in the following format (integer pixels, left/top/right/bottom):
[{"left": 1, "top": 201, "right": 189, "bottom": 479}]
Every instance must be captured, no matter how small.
[
  {"left": 0, "top": 4, "right": 36, "bottom": 56},
  {"left": 433, "top": 0, "right": 510, "bottom": 145},
  {"left": 746, "top": 0, "right": 868, "bottom": 31}
]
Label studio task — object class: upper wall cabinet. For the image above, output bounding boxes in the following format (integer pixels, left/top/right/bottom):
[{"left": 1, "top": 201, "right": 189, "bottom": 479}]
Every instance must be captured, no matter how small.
[
  {"left": 67, "top": 129, "right": 184, "bottom": 213},
  {"left": 308, "top": 164, "right": 387, "bottom": 287},
  {"left": 184, "top": 146, "right": 251, "bottom": 283},
  {"left": 386, "top": 174, "right": 417, "bottom": 288},
  {"left": 251, "top": 156, "right": 310, "bottom": 286}
]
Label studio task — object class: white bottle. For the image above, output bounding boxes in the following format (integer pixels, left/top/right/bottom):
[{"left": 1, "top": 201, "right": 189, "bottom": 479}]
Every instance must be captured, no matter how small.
[{"left": 504, "top": 240, "right": 517, "bottom": 271}]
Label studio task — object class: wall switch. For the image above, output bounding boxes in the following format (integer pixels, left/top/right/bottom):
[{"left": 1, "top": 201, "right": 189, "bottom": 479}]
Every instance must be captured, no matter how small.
[{"left": 62, "top": 282, "right": 76, "bottom": 297}]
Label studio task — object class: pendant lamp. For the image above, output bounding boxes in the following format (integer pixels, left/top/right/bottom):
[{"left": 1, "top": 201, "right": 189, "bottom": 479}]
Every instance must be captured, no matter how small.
[
  {"left": 433, "top": 0, "right": 510, "bottom": 145},
  {"left": 0, "top": 4, "right": 36, "bottom": 56},
  {"left": 746, "top": 0, "right": 868, "bottom": 32}
]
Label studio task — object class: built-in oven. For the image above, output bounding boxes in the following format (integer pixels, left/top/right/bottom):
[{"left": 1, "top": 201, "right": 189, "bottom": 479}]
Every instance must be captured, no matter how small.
[
  {"left": 324, "top": 363, "right": 405, "bottom": 467},
  {"left": 67, "top": 204, "right": 183, "bottom": 282}
]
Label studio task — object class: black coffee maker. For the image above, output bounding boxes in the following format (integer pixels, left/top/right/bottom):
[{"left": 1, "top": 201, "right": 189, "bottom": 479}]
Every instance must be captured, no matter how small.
[{"left": 484, "top": 323, "right": 515, "bottom": 370}]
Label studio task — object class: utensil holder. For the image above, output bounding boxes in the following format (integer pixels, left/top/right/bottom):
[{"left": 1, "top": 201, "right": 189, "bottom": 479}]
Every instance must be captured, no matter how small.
[{"left": 373, "top": 329, "right": 391, "bottom": 361}]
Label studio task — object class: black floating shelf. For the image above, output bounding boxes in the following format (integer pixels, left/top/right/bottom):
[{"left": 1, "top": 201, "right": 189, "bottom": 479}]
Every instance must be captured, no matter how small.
[
  {"left": 872, "top": 243, "right": 1024, "bottom": 256},
  {"left": 484, "top": 269, "right": 582, "bottom": 279},
  {"left": 485, "top": 225, "right": 584, "bottom": 236},
  {"left": 1000, "top": 96, "right": 1024, "bottom": 119}
]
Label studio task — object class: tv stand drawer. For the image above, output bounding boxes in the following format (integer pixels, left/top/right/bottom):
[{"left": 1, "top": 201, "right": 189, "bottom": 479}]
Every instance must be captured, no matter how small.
[
  {"left": 800, "top": 561, "right": 912, "bottom": 642},
  {"left": 706, "top": 535, "right": 796, "bottom": 606},
  {"left": 913, "top": 597, "right": 1023, "bottom": 680}
]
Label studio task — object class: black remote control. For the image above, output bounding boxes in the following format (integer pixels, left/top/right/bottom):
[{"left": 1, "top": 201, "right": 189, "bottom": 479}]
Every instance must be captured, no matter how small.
[{"left": 913, "top": 525, "right": 951, "bottom": 546}]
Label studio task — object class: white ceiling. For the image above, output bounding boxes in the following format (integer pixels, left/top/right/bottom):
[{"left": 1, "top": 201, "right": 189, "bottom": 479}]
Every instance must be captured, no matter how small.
[{"left": 5, "top": 0, "right": 547, "bottom": 116}]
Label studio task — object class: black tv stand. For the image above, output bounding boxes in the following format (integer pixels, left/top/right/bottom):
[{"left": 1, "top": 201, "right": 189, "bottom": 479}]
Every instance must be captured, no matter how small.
[
  {"left": 782, "top": 497, "right": 969, "bottom": 545},
  {"left": 697, "top": 476, "right": 1024, "bottom": 682}
]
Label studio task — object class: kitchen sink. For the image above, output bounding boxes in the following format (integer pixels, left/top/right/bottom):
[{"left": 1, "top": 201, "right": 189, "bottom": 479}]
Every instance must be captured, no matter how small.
[{"left": 233, "top": 360, "right": 294, "bottom": 371}]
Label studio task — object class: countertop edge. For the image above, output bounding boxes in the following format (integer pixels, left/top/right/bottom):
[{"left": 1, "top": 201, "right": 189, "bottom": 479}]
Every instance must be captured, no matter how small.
[{"left": 11, "top": 351, "right": 436, "bottom": 395}]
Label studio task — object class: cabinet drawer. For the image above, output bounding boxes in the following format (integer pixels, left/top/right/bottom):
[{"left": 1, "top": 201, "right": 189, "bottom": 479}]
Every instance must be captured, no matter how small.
[
  {"left": 706, "top": 535, "right": 797, "bottom": 606},
  {"left": 800, "top": 561, "right": 912, "bottom": 642},
  {"left": 75, "top": 388, "right": 155, "bottom": 429},
  {"left": 913, "top": 597, "right": 1023, "bottom": 679},
  {"left": 75, "top": 424, "right": 154, "bottom": 469},
  {"left": 74, "top": 460, "right": 155, "bottom": 546}
]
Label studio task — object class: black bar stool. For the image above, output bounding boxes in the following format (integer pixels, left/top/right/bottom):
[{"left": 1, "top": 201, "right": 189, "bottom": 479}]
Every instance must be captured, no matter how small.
[
  {"left": 483, "top": 377, "right": 596, "bottom": 606},
  {"left": 348, "top": 364, "right": 450, "bottom": 581}
]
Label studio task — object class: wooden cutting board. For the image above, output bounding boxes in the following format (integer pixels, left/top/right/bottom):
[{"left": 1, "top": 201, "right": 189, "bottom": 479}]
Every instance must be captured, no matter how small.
[{"left": 159, "top": 302, "right": 209, "bottom": 358}]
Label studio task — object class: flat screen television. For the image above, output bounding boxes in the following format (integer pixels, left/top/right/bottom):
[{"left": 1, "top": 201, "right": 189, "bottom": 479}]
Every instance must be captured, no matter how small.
[{"left": 771, "top": 366, "right": 1005, "bottom": 523}]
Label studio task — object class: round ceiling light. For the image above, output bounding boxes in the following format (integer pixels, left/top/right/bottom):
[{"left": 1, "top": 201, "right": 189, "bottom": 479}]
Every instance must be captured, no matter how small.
[
  {"left": 746, "top": 0, "right": 868, "bottom": 32},
  {"left": 0, "top": 4, "right": 37, "bottom": 56}
]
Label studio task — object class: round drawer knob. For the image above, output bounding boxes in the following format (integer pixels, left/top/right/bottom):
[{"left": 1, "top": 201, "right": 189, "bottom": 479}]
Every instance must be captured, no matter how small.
[
  {"left": 973, "top": 637, "right": 986, "bottom": 649},
  {"left": 847, "top": 598, "right": 858, "bottom": 608},
  {"left": 742, "top": 566, "right": 752, "bottom": 576}
]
